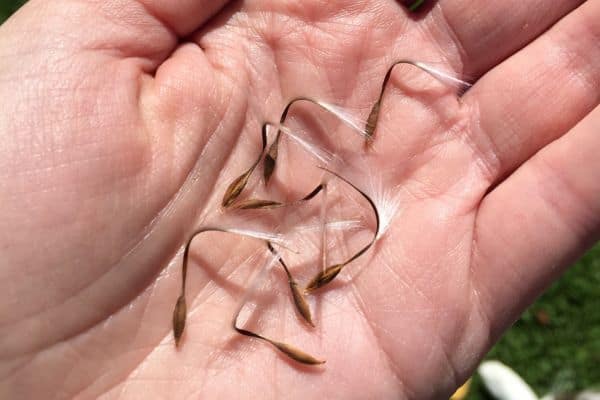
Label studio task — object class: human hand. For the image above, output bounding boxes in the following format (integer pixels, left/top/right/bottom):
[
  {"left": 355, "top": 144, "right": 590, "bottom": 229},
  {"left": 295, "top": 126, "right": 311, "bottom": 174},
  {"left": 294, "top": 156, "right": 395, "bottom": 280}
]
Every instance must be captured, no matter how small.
[{"left": 0, "top": 1, "right": 598, "bottom": 398}]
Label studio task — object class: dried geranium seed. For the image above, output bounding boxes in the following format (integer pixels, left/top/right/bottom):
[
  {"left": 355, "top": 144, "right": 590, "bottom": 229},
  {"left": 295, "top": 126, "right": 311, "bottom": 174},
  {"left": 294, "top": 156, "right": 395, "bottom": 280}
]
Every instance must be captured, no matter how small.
[
  {"left": 365, "top": 98, "right": 381, "bottom": 139},
  {"left": 222, "top": 169, "right": 253, "bottom": 207},
  {"left": 271, "top": 341, "right": 325, "bottom": 365},
  {"left": 266, "top": 242, "right": 315, "bottom": 326},
  {"left": 231, "top": 199, "right": 283, "bottom": 210},
  {"left": 172, "top": 294, "right": 187, "bottom": 346},
  {"left": 305, "top": 264, "right": 344, "bottom": 293},
  {"left": 289, "top": 280, "right": 314, "bottom": 327}
]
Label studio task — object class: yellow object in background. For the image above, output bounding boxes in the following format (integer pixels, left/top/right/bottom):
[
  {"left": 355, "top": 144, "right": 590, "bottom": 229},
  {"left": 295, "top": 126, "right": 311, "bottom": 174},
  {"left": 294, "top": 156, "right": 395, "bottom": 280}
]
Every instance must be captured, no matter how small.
[{"left": 450, "top": 379, "right": 471, "bottom": 400}]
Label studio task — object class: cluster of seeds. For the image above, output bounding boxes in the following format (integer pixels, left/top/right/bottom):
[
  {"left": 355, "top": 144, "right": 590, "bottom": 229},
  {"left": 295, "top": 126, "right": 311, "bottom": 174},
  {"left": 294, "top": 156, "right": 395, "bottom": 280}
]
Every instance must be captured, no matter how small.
[{"left": 171, "top": 60, "right": 471, "bottom": 365}]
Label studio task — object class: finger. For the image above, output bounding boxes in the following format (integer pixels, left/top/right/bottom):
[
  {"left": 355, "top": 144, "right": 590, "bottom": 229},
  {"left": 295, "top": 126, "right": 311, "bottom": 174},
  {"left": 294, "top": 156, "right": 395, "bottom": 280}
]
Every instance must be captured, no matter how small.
[
  {"left": 3, "top": 0, "right": 232, "bottom": 67},
  {"left": 432, "top": 0, "right": 584, "bottom": 75},
  {"left": 136, "top": 0, "right": 232, "bottom": 36},
  {"left": 463, "top": 0, "right": 600, "bottom": 182},
  {"left": 471, "top": 104, "right": 600, "bottom": 337}
]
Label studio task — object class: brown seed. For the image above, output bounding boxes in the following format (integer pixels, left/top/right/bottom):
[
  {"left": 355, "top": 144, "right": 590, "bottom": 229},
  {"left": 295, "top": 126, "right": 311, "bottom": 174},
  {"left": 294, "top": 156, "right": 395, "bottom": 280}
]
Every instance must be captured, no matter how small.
[
  {"left": 305, "top": 264, "right": 344, "bottom": 293},
  {"left": 232, "top": 257, "right": 324, "bottom": 366},
  {"left": 235, "top": 326, "right": 325, "bottom": 365},
  {"left": 222, "top": 168, "right": 254, "bottom": 207},
  {"left": 271, "top": 341, "right": 325, "bottom": 365},
  {"left": 365, "top": 98, "right": 381, "bottom": 139},
  {"left": 300, "top": 183, "right": 325, "bottom": 202},
  {"left": 222, "top": 122, "right": 272, "bottom": 206},
  {"left": 172, "top": 294, "right": 187, "bottom": 347},
  {"left": 289, "top": 280, "right": 314, "bottom": 327},
  {"left": 174, "top": 226, "right": 289, "bottom": 350},
  {"left": 264, "top": 96, "right": 320, "bottom": 183},
  {"left": 302, "top": 167, "right": 380, "bottom": 292},
  {"left": 266, "top": 242, "right": 315, "bottom": 327},
  {"left": 231, "top": 199, "right": 283, "bottom": 210}
]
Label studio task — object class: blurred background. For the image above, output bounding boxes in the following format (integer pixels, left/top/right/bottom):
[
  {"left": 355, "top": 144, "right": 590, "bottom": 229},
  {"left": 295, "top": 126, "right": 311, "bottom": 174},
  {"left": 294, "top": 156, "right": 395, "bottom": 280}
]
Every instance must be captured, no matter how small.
[
  {"left": 1, "top": 2, "right": 598, "bottom": 399},
  {"left": 0, "top": 0, "right": 24, "bottom": 22}
]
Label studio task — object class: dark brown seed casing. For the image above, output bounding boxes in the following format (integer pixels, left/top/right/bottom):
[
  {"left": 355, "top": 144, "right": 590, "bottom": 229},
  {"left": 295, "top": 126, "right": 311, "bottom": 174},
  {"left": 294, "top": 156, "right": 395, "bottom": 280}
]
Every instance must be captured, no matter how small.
[
  {"left": 271, "top": 341, "right": 325, "bottom": 365},
  {"left": 173, "top": 294, "right": 187, "bottom": 347},
  {"left": 305, "top": 264, "right": 344, "bottom": 293},
  {"left": 365, "top": 99, "right": 381, "bottom": 139},
  {"left": 231, "top": 199, "right": 283, "bottom": 210},
  {"left": 289, "top": 280, "right": 314, "bottom": 327},
  {"left": 222, "top": 169, "right": 253, "bottom": 207}
]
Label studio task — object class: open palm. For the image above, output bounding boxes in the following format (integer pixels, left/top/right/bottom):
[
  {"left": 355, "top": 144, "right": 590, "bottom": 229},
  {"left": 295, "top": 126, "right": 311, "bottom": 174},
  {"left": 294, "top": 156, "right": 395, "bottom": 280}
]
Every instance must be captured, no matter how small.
[{"left": 1, "top": 0, "right": 599, "bottom": 398}]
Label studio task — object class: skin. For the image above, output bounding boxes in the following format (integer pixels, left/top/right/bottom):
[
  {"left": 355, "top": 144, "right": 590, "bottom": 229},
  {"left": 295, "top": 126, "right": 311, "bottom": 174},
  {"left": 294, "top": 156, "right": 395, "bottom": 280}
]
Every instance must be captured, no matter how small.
[{"left": 0, "top": 0, "right": 599, "bottom": 398}]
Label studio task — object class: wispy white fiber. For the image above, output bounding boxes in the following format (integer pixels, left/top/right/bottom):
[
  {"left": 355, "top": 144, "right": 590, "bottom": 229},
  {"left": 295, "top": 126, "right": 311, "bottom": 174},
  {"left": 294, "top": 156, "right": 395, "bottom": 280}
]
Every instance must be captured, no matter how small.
[
  {"left": 295, "top": 219, "right": 363, "bottom": 233},
  {"left": 363, "top": 171, "right": 401, "bottom": 240},
  {"left": 233, "top": 250, "right": 281, "bottom": 323},
  {"left": 313, "top": 100, "right": 370, "bottom": 139},
  {"left": 412, "top": 61, "right": 472, "bottom": 91},
  {"left": 225, "top": 227, "right": 297, "bottom": 253},
  {"left": 275, "top": 124, "right": 334, "bottom": 165}
]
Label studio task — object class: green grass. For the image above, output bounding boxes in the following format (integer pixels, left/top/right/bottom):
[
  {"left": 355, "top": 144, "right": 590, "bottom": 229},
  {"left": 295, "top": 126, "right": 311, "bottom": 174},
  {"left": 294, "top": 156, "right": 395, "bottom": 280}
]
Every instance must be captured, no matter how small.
[
  {"left": 467, "top": 244, "right": 600, "bottom": 399},
  {"left": 0, "top": 0, "right": 25, "bottom": 24},
  {"left": 2, "top": 2, "right": 599, "bottom": 398}
]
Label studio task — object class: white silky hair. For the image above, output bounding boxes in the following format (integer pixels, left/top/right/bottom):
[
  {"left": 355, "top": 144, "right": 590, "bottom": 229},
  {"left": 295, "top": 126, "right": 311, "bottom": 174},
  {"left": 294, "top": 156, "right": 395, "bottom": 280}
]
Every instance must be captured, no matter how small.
[
  {"left": 294, "top": 219, "right": 363, "bottom": 232},
  {"left": 411, "top": 61, "right": 473, "bottom": 92},
  {"left": 274, "top": 123, "right": 335, "bottom": 165},
  {"left": 311, "top": 100, "right": 371, "bottom": 139},
  {"left": 224, "top": 227, "right": 296, "bottom": 253},
  {"left": 365, "top": 171, "right": 401, "bottom": 240}
]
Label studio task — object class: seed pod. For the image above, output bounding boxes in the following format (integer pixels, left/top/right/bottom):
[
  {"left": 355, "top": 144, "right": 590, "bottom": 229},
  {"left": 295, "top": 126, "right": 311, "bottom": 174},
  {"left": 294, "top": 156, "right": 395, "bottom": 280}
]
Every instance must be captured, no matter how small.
[
  {"left": 222, "top": 123, "right": 270, "bottom": 207},
  {"left": 365, "top": 98, "right": 381, "bottom": 139},
  {"left": 366, "top": 59, "right": 472, "bottom": 143},
  {"left": 270, "top": 341, "right": 325, "bottom": 365},
  {"left": 266, "top": 242, "right": 315, "bottom": 327},
  {"left": 289, "top": 280, "right": 314, "bottom": 327},
  {"left": 172, "top": 294, "right": 187, "bottom": 346},
  {"left": 233, "top": 262, "right": 324, "bottom": 366},
  {"left": 305, "top": 264, "right": 344, "bottom": 293},
  {"left": 302, "top": 167, "right": 381, "bottom": 292},
  {"left": 222, "top": 169, "right": 254, "bottom": 207},
  {"left": 173, "top": 227, "right": 293, "bottom": 351},
  {"left": 231, "top": 199, "right": 283, "bottom": 210},
  {"left": 235, "top": 326, "right": 325, "bottom": 365}
]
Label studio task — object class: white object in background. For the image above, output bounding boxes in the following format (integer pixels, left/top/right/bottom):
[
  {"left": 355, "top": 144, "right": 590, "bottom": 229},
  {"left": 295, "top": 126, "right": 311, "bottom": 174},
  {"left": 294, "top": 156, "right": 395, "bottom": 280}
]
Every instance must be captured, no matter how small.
[
  {"left": 542, "top": 392, "right": 600, "bottom": 400},
  {"left": 478, "top": 360, "right": 539, "bottom": 400},
  {"left": 576, "top": 392, "right": 600, "bottom": 400}
]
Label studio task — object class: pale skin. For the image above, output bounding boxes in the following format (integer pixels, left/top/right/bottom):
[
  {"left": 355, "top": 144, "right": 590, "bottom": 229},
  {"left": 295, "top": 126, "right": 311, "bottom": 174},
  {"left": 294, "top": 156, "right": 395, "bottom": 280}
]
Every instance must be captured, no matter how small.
[{"left": 1, "top": 0, "right": 599, "bottom": 398}]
